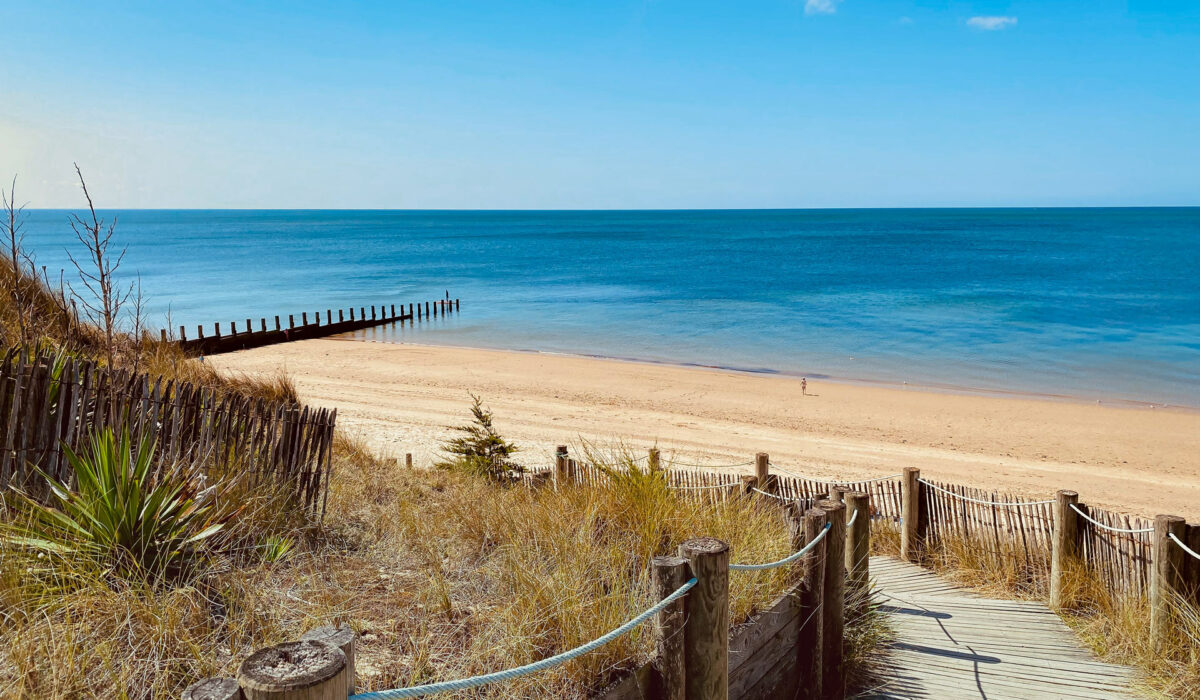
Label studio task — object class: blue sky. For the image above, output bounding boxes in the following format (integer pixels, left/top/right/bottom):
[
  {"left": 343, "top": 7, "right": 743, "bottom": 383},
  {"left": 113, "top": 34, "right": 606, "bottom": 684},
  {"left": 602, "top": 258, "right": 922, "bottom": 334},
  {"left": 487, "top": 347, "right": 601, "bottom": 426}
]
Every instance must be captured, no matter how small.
[{"left": 1, "top": 1, "right": 1198, "bottom": 208}]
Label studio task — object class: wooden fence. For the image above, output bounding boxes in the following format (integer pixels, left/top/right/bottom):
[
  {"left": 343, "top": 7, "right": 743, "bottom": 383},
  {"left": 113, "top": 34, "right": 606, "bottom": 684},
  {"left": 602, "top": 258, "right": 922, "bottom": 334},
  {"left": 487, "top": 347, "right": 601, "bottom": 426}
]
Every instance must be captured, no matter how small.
[
  {"left": 176, "top": 298, "right": 460, "bottom": 355},
  {"left": 0, "top": 348, "right": 336, "bottom": 516}
]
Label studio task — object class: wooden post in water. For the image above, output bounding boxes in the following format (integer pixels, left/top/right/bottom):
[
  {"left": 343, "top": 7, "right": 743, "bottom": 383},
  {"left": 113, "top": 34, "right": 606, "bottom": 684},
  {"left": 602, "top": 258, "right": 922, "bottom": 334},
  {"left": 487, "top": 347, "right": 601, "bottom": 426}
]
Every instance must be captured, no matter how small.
[
  {"left": 350, "top": 307, "right": 355, "bottom": 321},
  {"left": 302, "top": 312, "right": 307, "bottom": 326},
  {"left": 360, "top": 307, "right": 366, "bottom": 321},
  {"left": 370, "top": 306, "right": 376, "bottom": 320},
  {"left": 679, "top": 537, "right": 730, "bottom": 700},
  {"left": 215, "top": 322, "right": 222, "bottom": 338},
  {"left": 652, "top": 555, "right": 689, "bottom": 700},
  {"left": 338, "top": 309, "right": 344, "bottom": 323},
  {"left": 391, "top": 304, "right": 396, "bottom": 317},
  {"left": 274, "top": 316, "right": 280, "bottom": 331},
  {"left": 405, "top": 453, "right": 413, "bottom": 469},
  {"left": 455, "top": 298, "right": 460, "bottom": 311},
  {"left": 198, "top": 325, "right": 205, "bottom": 339},
  {"left": 179, "top": 326, "right": 187, "bottom": 341},
  {"left": 817, "top": 498, "right": 847, "bottom": 699},
  {"left": 327, "top": 310, "right": 332, "bottom": 324},
  {"left": 1151, "top": 514, "right": 1188, "bottom": 650},
  {"left": 408, "top": 302, "right": 414, "bottom": 317},
  {"left": 238, "top": 639, "right": 350, "bottom": 700},
  {"left": 246, "top": 318, "right": 252, "bottom": 332},
  {"left": 301, "top": 624, "right": 356, "bottom": 693},
  {"left": 844, "top": 490, "right": 870, "bottom": 593},
  {"left": 648, "top": 447, "right": 661, "bottom": 472},
  {"left": 1051, "top": 490, "right": 1081, "bottom": 609},
  {"left": 554, "top": 445, "right": 569, "bottom": 489},
  {"left": 182, "top": 678, "right": 242, "bottom": 700},
  {"left": 425, "top": 301, "right": 431, "bottom": 317},
  {"left": 261, "top": 318, "right": 267, "bottom": 332},
  {"left": 901, "top": 467, "right": 922, "bottom": 562},
  {"left": 796, "top": 506, "right": 827, "bottom": 700},
  {"left": 313, "top": 311, "right": 319, "bottom": 326},
  {"left": 159, "top": 328, "right": 167, "bottom": 342},
  {"left": 288, "top": 315, "right": 294, "bottom": 329}
]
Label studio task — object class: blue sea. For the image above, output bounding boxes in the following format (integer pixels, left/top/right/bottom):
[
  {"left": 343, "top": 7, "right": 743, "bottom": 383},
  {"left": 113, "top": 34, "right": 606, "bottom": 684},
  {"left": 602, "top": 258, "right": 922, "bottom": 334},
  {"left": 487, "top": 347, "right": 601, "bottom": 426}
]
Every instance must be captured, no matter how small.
[{"left": 19, "top": 209, "right": 1200, "bottom": 408}]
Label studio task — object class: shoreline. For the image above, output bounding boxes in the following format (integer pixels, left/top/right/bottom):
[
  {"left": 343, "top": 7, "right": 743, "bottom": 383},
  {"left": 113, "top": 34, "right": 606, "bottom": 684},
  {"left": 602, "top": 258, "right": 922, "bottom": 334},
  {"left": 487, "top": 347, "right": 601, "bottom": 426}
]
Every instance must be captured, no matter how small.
[
  {"left": 344, "top": 335, "right": 1198, "bottom": 413},
  {"left": 212, "top": 337, "right": 1200, "bottom": 520}
]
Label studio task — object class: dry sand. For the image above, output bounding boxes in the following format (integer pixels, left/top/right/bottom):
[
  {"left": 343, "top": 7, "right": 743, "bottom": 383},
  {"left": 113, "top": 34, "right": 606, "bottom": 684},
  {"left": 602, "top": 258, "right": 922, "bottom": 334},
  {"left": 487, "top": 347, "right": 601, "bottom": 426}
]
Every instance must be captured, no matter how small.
[{"left": 211, "top": 338, "right": 1200, "bottom": 520}]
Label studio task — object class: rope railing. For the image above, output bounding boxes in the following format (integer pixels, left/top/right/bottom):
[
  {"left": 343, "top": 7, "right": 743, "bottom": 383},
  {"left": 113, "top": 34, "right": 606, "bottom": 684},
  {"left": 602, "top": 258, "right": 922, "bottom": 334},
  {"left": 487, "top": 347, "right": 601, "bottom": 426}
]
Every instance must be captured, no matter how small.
[
  {"left": 767, "top": 464, "right": 903, "bottom": 485},
  {"left": 1069, "top": 503, "right": 1154, "bottom": 534},
  {"left": 669, "top": 458, "right": 756, "bottom": 469},
  {"left": 730, "top": 522, "right": 831, "bottom": 571},
  {"left": 1169, "top": 532, "right": 1200, "bottom": 561},
  {"left": 846, "top": 508, "right": 859, "bottom": 528},
  {"left": 917, "top": 478, "right": 1054, "bottom": 507},
  {"left": 668, "top": 482, "right": 736, "bottom": 491},
  {"left": 751, "top": 487, "right": 791, "bottom": 501},
  {"left": 349, "top": 577, "right": 698, "bottom": 699}
]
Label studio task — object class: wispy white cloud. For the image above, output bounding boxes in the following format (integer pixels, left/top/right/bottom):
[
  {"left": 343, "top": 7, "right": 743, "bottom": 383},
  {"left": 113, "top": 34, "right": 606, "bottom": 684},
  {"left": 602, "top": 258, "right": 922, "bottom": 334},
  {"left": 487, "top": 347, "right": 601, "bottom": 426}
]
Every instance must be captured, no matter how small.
[
  {"left": 967, "top": 16, "right": 1017, "bottom": 30},
  {"left": 805, "top": 0, "right": 842, "bottom": 16},
  {"left": 898, "top": 16, "right": 914, "bottom": 25}
]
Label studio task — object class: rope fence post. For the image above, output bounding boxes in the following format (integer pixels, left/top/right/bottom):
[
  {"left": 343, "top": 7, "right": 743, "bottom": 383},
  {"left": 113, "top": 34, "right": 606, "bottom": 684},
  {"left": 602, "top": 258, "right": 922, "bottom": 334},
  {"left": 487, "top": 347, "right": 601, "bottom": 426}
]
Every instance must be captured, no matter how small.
[
  {"left": 679, "top": 537, "right": 730, "bottom": 700},
  {"left": 817, "top": 498, "right": 846, "bottom": 699},
  {"left": 901, "top": 467, "right": 922, "bottom": 562},
  {"left": 301, "top": 624, "right": 357, "bottom": 694},
  {"left": 648, "top": 447, "right": 661, "bottom": 472},
  {"left": 182, "top": 678, "right": 242, "bottom": 700},
  {"left": 652, "top": 555, "right": 690, "bottom": 700},
  {"left": 1051, "top": 490, "right": 1081, "bottom": 609},
  {"left": 844, "top": 490, "right": 870, "bottom": 593},
  {"left": 554, "top": 445, "right": 569, "bottom": 490},
  {"left": 1151, "top": 514, "right": 1188, "bottom": 650},
  {"left": 754, "top": 452, "right": 774, "bottom": 495},
  {"left": 797, "top": 507, "right": 827, "bottom": 700},
  {"left": 238, "top": 639, "right": 350, "bottom": 700},
  {"left": 405, "top": 453, "right": 412, "bottom": 469}
]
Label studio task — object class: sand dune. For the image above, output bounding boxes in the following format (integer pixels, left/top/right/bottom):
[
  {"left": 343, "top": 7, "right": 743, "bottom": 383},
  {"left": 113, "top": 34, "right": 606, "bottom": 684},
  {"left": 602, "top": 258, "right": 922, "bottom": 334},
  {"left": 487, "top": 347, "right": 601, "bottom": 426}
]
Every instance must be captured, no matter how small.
[{"left": 211, "top": 339, "right": 1200, "bottom": 520}]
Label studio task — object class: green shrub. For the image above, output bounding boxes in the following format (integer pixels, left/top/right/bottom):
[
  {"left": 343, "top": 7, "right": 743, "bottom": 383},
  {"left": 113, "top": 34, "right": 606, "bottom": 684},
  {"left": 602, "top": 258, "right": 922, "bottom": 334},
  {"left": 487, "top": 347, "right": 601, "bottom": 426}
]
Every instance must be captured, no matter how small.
[
  {"left": 2, "top": 428, "right": 224, "bottom": 584},
  {"left": 439, "top": 394, "right": 521, "bottom": 481}
]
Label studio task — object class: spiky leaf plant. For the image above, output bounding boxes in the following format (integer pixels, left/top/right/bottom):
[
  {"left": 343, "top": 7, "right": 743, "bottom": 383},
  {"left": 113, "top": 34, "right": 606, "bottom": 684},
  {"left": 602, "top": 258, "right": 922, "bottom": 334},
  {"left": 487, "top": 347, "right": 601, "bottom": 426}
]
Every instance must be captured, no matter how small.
[{"left": 2, "top": 428, "right": 224, "bottom": 585}]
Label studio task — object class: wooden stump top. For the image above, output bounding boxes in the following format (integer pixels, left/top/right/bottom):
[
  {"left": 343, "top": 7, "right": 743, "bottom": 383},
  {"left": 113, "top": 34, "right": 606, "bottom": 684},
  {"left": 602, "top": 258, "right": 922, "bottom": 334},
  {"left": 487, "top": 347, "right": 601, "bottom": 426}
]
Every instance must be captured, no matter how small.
[
  {"left": 183, "top": 677, "right": 242, "bottom": 700},
  {"left": 238, "top": 640, "right": 345, "bottom": 692}
]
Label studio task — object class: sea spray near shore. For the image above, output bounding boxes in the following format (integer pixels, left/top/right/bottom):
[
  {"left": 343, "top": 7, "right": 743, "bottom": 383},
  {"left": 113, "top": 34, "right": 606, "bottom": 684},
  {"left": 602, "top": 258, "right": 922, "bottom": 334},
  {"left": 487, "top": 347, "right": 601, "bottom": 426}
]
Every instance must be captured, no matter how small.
[{"left": 21, "top": 207, "right": 1200, "bottom": 406}]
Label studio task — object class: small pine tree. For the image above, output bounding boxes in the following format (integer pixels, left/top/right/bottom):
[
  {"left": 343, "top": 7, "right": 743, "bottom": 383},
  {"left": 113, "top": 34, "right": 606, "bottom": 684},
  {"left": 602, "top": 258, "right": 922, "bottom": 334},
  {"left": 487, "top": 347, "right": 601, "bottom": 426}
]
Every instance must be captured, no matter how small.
[{"left": 440, "top": 394, "right": 521, "bottom": 480}]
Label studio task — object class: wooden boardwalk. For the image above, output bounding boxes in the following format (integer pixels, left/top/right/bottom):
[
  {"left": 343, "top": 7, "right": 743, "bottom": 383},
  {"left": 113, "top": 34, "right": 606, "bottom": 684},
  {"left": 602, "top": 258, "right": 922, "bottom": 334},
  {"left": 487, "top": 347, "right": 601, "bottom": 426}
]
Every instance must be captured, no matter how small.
[{"left": 859, "top": 556, "right": 1138, "bottom": 699}]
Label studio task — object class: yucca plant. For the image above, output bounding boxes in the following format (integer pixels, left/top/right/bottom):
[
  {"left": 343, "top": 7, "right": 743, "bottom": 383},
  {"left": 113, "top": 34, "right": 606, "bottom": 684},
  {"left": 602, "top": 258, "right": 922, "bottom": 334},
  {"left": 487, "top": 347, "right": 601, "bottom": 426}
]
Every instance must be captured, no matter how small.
[{"left": 2, "top": 428, "right": 224, "bottom": 584}]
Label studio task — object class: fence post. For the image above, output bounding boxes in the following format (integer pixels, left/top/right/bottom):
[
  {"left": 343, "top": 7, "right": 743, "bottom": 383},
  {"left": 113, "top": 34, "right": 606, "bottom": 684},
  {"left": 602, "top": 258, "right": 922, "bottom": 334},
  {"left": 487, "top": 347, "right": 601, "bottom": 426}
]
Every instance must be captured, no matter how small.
[
  {"left": 679, "top": 537, "right": 729, "bottom": 700},
  {"left": 182, "top": 678, "right": 241, "bottom": 700},
  {"left": 391, "top": 304, "right": 396, "bottom": 317},
  {"left": 409, "top": 302, "right": 414, "bottom": 317},
  {"left": 180, "top": 325, "right": 188, "bottom": 341},
  {"left": 301, "top": 624, "right": 356, "bottom": 694},
  {"left": 652, "top": 555, "right": 689, "bottom": 700},
  {"left": 198, "top": 324, "right": 205, "bottom": 339},
  {"left": 554, "top": 445, "right": 569, "bottom": 489},
  {"left": 901, "top": 467, "right": 922, "bottom": 562},
  {"left": 405, "top": 453, "right": 413, "bottom": 469},
  {"left": 246, "top": 318, "right": 252, "bottom": 333},
  {"left": 797, "top": 507, "right": 826, "bottom": 700},
  {"left": 1151, "top": 514, "right": 1188, "bottom": 650},
  {"left": 274, "top": 316, "right": 280, "bottom": 331},
  {"left": 238, "top": 639, "right": 350, "bottom": 699},
  {"left": 455, "top": 298, "right": 460, "bottom": 311},
  {"left": 288, "top": 315, "right": 295, "bottom": 329},
  {"left": 844, "top": 490, "right": 870, "bottom": 593},
  {"left": 214, "top": 322, "right": 222, "bottom": 338},
  {"left": 648, "top": 447, "right": 661, "bottom": 472},
  {"left": 1050, "top": 490, "right": 1081, "bottom": 609},
  {"left": 754, "top": 452, "right": 774, "bottom": 495},
  {"left": 261, "top": 318, "right": 267, "bottom": 332},
  {"left": 327, "top": 310, "right": 332, "bottom": 324},
  {"left": 817, "top": 498, "right": 846, "bottom": 699}
]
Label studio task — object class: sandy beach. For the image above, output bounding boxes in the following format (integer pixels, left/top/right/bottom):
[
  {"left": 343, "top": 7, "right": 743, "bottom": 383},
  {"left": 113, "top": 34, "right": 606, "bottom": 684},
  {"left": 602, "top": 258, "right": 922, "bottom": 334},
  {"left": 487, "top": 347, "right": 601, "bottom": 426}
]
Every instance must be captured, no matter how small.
[{"left": 211, "top": 338, "right": 1200, "bottom": 520}]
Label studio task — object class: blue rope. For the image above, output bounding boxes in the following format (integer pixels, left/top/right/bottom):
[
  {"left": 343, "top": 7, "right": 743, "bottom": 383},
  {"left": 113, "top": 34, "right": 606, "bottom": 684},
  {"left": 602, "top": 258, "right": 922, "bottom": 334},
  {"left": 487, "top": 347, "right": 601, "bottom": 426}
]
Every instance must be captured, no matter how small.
[
  {"left": 350, "top": 577, "right": 698, "bottom": 699},
  {"left": 729, "top": 522, "right": 831, "bottom": 571}
]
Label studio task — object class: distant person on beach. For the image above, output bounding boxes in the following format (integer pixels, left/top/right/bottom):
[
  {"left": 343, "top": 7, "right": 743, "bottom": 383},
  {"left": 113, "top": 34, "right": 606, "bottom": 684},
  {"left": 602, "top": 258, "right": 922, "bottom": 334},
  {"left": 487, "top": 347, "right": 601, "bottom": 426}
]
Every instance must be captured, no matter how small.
[{"left": 802, "top": 378, "right": 807, "bottom": 395}]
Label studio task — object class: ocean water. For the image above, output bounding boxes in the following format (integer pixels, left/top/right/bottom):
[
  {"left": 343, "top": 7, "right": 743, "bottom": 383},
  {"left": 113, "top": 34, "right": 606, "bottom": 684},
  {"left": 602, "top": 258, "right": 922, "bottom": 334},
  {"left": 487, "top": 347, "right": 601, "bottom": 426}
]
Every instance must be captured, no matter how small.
[{"left": 19, "top": 208, "right": 1200, "bottom": 407}]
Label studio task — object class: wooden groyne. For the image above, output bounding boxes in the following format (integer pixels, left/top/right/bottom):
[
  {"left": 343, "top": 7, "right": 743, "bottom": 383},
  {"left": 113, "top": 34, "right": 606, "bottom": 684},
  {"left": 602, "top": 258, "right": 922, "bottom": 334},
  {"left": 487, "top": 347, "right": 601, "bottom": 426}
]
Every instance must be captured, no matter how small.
[{"left": 174, "top": 298, "right": 460, "bottom": 355}]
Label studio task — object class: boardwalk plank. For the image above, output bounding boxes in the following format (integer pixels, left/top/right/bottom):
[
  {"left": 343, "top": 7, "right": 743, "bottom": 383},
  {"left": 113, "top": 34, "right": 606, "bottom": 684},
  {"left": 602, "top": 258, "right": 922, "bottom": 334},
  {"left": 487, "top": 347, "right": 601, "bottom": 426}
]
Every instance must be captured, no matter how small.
[{"left": 860, "top": 556, "right": 1138, "bottom": 700}]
